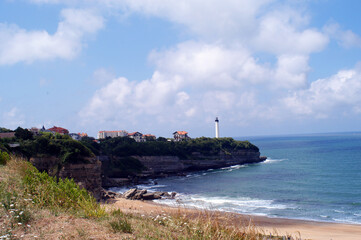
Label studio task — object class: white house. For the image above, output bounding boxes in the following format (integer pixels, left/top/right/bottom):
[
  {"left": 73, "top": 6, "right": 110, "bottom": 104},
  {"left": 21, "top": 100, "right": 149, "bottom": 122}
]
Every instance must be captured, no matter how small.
[
  {"left": 128, "top": 132, "right": 146, "bottom": 142},
  {"left": 173, "top": 131, "right": 190, "bottom": 141},
  {"left": 97, "top": 130, "right": 128, "bottom": 139}
]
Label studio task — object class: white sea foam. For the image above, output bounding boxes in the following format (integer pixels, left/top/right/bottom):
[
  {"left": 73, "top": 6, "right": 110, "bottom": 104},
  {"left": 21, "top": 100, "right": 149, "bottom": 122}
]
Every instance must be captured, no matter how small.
[
  {"left": 154, "top": 193, "right": 291, "bottom": 217},
  {"left": 331, "top": 218, "right": 361, "bottom": 225},
  {"left": 136, "top": 184, "right": 167, "bottom": 189},
  {"left": 334, "top": 209, "right": 345, "bottom": 213},
  {"left": 262, "top": 158, "right": 287, "bottom": 164},
  {"left": 220, "top": 165, "right": 246, "bottom": 170}
]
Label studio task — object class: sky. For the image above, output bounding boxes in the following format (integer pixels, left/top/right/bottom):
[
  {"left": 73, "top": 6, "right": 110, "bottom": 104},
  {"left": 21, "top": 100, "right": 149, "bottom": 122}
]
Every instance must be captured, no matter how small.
[{"left": 1, "top": 0, "right": 361, "bottom": 138}]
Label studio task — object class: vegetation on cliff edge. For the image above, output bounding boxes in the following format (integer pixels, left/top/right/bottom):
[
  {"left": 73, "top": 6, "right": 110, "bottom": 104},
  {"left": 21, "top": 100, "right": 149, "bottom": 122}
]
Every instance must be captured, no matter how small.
[
  {"left": 99, "top": 136, "right": 259, "bottom": 158},
  {"left": 0, "top": 129, "right": 94, "bottom": 164}
]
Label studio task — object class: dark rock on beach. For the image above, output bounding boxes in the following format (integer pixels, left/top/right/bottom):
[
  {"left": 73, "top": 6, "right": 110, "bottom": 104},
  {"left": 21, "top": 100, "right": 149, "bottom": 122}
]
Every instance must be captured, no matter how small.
[{"left": 122, "top": 188, "right": 176, "bottom": 201}]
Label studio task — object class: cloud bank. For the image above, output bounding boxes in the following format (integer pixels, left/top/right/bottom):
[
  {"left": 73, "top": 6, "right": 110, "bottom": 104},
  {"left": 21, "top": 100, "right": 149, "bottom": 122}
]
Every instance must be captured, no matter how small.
[
  {"left": 7, "top": 0, "right": 361, "bottom": 135},
  {"left": 0, "top": 8, "right": 103, "bottom": 65}
]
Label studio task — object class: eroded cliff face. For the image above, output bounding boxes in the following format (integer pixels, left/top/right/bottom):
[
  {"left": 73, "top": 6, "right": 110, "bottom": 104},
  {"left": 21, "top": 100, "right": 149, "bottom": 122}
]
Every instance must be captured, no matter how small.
[
  {"left": 133, "top": 149, "right": 264, "bottom": 175},
  {"left": 29, "top": 157, "right": 103, "bottom": 200}
]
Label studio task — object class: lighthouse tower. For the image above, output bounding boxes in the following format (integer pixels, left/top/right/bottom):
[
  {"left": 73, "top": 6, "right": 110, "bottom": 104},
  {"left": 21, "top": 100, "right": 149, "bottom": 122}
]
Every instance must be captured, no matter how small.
[{"left": 215, "top": 117, "right": 219, "bottom": 138}]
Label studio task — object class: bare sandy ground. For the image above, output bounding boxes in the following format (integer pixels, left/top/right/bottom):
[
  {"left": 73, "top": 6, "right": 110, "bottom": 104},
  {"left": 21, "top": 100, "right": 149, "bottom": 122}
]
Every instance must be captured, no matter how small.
[{"left": 107, "top": 198, "right": 361, "bottom": 240}]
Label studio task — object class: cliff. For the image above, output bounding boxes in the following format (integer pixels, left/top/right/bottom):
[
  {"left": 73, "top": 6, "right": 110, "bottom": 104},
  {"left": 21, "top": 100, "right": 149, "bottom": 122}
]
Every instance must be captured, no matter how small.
[
  {"left": 29, "top": 156, "right": 103, "bottom": 200},
  {"left": 134, "top": 149, "right": 265, "bottom": 175},
  {"left": 29, "top": 146, "right": 265, "bottom": 192}
]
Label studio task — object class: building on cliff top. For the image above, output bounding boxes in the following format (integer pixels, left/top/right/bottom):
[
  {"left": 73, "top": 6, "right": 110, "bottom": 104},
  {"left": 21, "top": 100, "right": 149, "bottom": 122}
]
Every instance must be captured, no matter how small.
[
  {"left": 144, "top": 134, "right": 156, "bottom": 141},
  {"left": 47, "top": 126, "right": 69, "bottom": 135},
  {"left": 0, "top": 132, "right": 15, "bottom": 139},
  {"left": 173, "top": 131, "right": 190, "bottom": 141},
  {"left": 97, "top": 130, "right": 128, "bottom": 139},
  {"left": 30, "top": 127, "right": 40, "bottom": 136},
  {"left": 69, "top": 132, "right": 88, "bottom": 141},
  {"left": 128, "top": 132, "right": 146, "bottom": 142}
]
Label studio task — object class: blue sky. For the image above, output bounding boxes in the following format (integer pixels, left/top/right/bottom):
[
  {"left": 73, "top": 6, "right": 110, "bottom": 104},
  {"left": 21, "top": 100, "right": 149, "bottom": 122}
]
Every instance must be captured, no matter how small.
[{"left": 1, "top": 0, "right": 361, "bottom": 138}]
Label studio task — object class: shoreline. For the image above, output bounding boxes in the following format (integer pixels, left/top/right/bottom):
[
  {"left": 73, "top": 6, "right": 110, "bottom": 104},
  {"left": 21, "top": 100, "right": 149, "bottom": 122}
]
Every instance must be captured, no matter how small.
[{"left": 107, "top": 198, "right": 361, "bottom": 240}]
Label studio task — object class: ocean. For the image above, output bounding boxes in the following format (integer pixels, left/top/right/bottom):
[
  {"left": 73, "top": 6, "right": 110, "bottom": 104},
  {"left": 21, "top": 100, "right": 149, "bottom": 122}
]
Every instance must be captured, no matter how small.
[{"left": 111, "top": 132, "right": 361, "bottom": 224}]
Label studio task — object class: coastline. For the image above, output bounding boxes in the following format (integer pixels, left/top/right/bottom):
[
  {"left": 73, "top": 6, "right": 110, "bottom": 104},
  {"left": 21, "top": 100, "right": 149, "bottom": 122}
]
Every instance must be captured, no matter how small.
[{"left": 107, "top": 198, "right": 361, "bottom": 240}]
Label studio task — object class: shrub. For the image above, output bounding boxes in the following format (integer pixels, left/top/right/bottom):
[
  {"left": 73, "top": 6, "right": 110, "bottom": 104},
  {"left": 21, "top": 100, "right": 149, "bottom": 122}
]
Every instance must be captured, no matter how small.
[
  {"left": 22, "top": 163, "right": 105, "bottom": 218},
  {"left": 0, "top": 150, "right": 10, "bottom": 165}
]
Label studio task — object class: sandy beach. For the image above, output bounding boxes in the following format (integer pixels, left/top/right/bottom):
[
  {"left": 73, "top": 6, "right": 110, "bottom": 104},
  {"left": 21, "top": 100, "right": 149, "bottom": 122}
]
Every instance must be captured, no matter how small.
[{"left": 107, "top": 198, "right": 361, "bottom": 240}]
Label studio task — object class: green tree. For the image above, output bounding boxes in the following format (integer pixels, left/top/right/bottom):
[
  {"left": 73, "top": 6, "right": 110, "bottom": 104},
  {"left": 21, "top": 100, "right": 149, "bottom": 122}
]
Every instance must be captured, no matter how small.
[
  {"left": 15, "top": 127, "right": 33, "bottom": 140},
  {"left": 0, "top": 127, "right": 12, "bottom": 133},
  {"left": 157, "top": 137, "right": 168, "bottom": 142}
]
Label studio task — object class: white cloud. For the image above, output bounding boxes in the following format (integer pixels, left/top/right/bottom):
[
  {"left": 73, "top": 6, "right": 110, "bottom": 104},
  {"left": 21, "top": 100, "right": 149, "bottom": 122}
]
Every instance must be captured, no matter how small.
[
  {"left": 80, "top": 42, "right": 276, "bottom": 133},
  {"left": 283, "top": 67, "right": 361, "bottom": 117},
  {"left": 149, "top": 41, "right": 269, "bottom": 88},
  {"left": 273, "top": 55, "right": 310, "bottom": 89},
  {"left": 254, "top": 8, "right": 329, "bottom": 55},
  {"left": 26, "top": 0, "right": 360, "bottom": 134},
  {"left": 117, "top": 0, "right": 272, "bottom": 39},
  {"left": 324, "top": 23, "right": 361, "bottom": 49},
  {"left": 0, "top": 8, "right": 103, "bottom": 65}
]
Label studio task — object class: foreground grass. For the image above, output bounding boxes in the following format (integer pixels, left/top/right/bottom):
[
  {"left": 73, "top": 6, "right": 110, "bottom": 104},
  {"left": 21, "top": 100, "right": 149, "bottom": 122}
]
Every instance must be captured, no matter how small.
[{"left": 0, "top": 157, "right": 299, "bottom": 239}]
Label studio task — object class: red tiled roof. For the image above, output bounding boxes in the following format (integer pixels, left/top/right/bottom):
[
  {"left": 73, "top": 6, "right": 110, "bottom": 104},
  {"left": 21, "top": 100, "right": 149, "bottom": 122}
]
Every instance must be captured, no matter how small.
[
  {"left": 48, "top": 126, "right": 69, "bottom": 134},
  {"left": 144, "top": 134, "right": 155, "bottom": 137},
  {"left": 174, "top": 131, "right": 188, "bottom": 135},
  {"left": 98, "top": 130, "right": 127, "bottom": 133},
  {"left": 128, "top": 132, "right": 142, "bottom": 136}
]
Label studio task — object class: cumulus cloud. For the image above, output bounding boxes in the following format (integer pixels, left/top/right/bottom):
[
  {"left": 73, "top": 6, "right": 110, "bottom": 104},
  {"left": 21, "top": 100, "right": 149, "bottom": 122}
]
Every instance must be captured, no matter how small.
[
  {"left": 149, "top": 41, "right": 271, "bottom": 88},
  {"left": 0, "top": 8, "right": 103, "bottom": 65},
  {"left": 80, "top": 41, "right": 277, "bottom": 132},
  {"left": 254, "top": 8, "right": 329, "bottom": 55},
  {"left": 283, "top": 67, "right": 361, "bottom": 117},
  {"left": 273, "top": 55, "right": 310, "bottom": 89},
  {"left": 26, "top": 0, "right": 358, "bottom": 134}
]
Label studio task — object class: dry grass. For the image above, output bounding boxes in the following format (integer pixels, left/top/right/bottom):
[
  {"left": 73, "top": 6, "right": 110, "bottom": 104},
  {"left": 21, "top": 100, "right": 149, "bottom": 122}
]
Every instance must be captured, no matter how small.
[{"left": 0, "top": 158, "right": 302, "bottom": 240}]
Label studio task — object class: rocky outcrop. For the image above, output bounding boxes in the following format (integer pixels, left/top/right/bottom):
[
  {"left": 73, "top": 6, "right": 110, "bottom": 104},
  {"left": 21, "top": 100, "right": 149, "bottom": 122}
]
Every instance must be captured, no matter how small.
[
  {"left": 133, "top": 149, "right": 265, "bottom": 175},
  {"left": 122, "top": 188, "right": 176, "bottom": 200},
  {"left": 29, "top": 156, "right": 103, "bottom": 200}
]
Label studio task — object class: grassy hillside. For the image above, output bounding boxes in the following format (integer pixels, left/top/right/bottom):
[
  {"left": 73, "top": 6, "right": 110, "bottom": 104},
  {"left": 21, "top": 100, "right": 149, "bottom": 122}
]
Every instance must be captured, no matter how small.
[{"left": 0, "top": 157, "right": 286, "bottom": 239}]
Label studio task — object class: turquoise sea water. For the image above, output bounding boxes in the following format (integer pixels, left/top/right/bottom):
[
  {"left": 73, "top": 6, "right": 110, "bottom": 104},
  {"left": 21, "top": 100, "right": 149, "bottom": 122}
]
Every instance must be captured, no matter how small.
[{"left": 112, "top": 132, "right": 361, "bottom": 224}]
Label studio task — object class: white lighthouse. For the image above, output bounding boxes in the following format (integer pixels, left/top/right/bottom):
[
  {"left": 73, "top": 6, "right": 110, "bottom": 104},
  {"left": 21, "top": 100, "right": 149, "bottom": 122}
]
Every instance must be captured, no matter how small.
[{"left": 215, "top": 117, "right": 219, "bottom": 138}]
